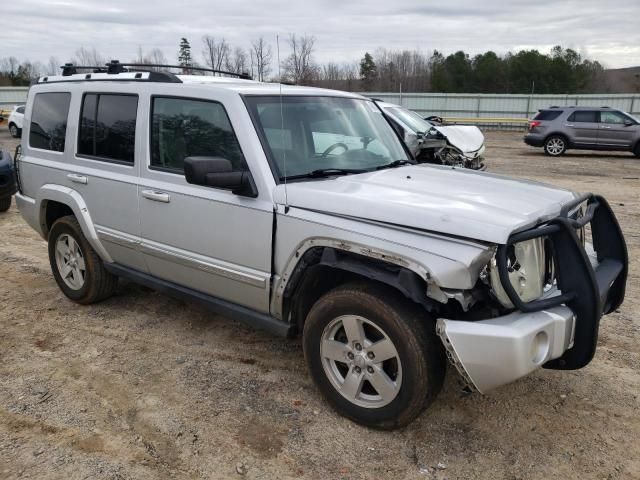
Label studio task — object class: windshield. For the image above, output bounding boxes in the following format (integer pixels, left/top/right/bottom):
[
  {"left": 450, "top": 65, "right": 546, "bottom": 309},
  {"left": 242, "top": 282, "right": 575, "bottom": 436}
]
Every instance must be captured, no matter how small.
[
  {"left": 245, "top": 96, "right": 411, "bottom": 180},
  {"left": 385, "top": 107, "right": 433, "bottom": 134}
]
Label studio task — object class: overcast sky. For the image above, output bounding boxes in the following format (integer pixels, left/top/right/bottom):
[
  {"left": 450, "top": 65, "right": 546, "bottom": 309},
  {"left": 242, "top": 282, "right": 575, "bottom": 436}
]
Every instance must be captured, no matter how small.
[{"left": 3, "top": 0, "right": 639, "bottom": 69}]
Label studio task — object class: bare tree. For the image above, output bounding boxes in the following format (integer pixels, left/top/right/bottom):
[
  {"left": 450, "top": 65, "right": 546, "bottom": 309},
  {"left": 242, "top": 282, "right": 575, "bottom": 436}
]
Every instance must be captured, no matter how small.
[
  {"left": 250, "top": 37, "right": 273, "bottom": 81},
  {"left": 282, "top": 34, "right": 317, "bottom": 85},
  {"left": 73, "top": 47, "right": 105, "bottom": 67},
  {"left": 202, "top": 36, "right": 230, "bottom": 72},
  {"left": 131, "top": 47, "right": 168, "bottom": 71},
  {"left": 226, "top": 47, "right": 248, "bottom": 75},
  {"left": 46, "top": 56, "right": 60, "bottom": 75}
]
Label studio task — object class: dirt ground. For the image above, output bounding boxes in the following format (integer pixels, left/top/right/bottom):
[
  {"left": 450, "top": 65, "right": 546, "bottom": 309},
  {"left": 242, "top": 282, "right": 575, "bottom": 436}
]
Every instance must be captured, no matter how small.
[{"left": 0, "top": 129, "right": 638, "bottom": 480}]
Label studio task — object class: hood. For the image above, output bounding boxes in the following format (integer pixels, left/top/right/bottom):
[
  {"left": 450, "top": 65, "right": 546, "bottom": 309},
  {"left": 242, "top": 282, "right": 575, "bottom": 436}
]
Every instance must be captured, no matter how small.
[
  {"left": 432, "top": 125, "right": 485, "bottom": 153},
  {"left": 274, "top": 165, "right": 576, "bottom": 244}
]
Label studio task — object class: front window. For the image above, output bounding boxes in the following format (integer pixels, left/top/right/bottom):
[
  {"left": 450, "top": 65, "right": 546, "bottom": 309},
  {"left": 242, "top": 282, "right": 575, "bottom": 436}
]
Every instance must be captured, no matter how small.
[
  {"left": 385, "top": 107, "right": 433, "bottom": 134},
  {"left": 245, "top": 96, "right": 410, "bottom": 181}
]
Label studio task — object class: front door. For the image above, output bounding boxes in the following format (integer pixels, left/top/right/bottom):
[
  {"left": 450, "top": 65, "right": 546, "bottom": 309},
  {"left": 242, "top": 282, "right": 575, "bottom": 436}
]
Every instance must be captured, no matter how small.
[
  {"left": 565, "top": 110, "right": 600, "bottom": 147},
  {"left": 137, "top": 95, "right": 273, "bottom": 312},
  {"left": 598, "top": 110, "right": 636, "bottom": 148}
]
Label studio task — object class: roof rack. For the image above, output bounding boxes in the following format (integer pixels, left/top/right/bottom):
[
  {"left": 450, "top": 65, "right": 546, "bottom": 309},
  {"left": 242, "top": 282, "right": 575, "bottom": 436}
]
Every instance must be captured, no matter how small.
[{"left": 61, "top": 60, "right": 252, "bottom": 80}]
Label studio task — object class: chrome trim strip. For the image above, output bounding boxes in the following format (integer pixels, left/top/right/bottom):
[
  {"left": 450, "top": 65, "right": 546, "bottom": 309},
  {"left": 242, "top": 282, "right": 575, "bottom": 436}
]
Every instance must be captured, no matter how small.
[{"left": 140, "top": 242, "right": 267, "bottom": 289}]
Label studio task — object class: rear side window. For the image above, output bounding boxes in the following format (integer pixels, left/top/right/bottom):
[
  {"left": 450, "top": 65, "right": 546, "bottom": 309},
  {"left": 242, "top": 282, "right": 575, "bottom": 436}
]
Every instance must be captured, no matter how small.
[
  {"left": 150, "top": 97, "right": 246, "bottom": 173},
  {"left": 78, "top": 93, "right": 138, "bottom": 164},
  {"left": 534, "top": 110, "right": 562, "bottom": 121},
  {"left": 567, "top": 111, "right": 598, "bottom": 123},
  {"left": 29, "top": 93, "right": 71, "bottom": 152}
]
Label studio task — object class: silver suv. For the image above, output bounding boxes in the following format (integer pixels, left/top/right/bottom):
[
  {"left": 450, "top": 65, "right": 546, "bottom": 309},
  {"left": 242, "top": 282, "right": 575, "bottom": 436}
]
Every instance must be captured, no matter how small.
[
  {"left": 524, "top": 106, "right": 640, "bottom": 157},
  {"left": 14, "top": 62, "right": 628, "bottom": 429}
]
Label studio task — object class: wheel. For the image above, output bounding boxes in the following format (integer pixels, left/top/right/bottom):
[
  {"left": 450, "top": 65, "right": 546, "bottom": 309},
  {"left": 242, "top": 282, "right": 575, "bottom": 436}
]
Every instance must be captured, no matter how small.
[
  {"left": 9, "top": 124, "right": 20, "bottom": 138},
  {"left": 303, "top": 282, "right": 446, "bottom": 429},
  {"left": 48, "top": 215, "right": 117, "bottom": 304},
  {"left": 0, "top": 196, "right": 10, "bottom": 212},
  {"left": 544, "top": 135, "right": 567, "bottom": 156},
  {"left": 633, "top": 143, "right": 640, "bottom": 159}
]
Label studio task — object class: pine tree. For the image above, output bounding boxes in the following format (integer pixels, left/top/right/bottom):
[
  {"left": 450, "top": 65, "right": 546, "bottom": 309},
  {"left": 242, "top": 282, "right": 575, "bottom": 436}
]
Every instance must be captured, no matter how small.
[
  {"left": 359, "top": 52, "right": 377, "bottom": 91},
  {"left": 178, "top": 38, "right": 192, "bottom": 72}
]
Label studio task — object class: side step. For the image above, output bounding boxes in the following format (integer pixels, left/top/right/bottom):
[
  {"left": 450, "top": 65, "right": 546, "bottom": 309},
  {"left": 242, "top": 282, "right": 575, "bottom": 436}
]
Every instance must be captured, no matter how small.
[{"left": 105, "top": 263, "right": 294, "bottom": 338}]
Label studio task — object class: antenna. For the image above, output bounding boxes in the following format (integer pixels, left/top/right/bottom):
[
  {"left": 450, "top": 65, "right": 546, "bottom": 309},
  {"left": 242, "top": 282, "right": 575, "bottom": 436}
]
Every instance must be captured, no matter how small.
[{"left": 277, "top": 34, "right": 288, "bottom": 209}]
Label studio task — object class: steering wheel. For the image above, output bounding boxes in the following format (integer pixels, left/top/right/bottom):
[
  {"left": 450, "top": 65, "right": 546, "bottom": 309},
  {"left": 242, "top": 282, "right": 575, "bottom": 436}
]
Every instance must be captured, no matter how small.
[{"left": 321, "top": 142, "right": 349, "bottom": 158}]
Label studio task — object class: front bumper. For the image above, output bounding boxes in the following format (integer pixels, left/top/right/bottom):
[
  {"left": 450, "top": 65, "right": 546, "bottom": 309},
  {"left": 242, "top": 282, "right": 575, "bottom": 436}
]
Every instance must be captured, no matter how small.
[
  {"left": 437, "top": 306, "right": 575, "bottom": 393},
  {"left": 437, "top": 193, "right": 628, "bottom": 392}
]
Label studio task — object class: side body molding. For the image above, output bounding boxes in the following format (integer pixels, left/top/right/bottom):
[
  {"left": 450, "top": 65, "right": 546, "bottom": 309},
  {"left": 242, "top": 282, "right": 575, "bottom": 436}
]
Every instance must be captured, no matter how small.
[{"left": 35, "top": 184, "right": 113, "bottom": 263}]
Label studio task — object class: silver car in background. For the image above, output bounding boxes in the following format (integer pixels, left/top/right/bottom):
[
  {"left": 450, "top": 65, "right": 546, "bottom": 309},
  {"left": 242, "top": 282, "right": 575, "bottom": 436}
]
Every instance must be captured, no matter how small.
[
  {"left": 376, "top": 100, "right": 486, "bottom": 170},
  {"left": 524, "top": 106, "right": 640, "bottom": 157}
]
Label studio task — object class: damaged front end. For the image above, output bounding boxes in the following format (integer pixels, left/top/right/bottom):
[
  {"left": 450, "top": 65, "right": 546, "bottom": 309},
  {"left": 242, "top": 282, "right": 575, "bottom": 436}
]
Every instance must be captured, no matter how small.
[
  {"left": 436, "top": 194, "right": 628, "bottom": 393},
  {"left": 418, "top": 126, "right": 486, "bottom": 170}
]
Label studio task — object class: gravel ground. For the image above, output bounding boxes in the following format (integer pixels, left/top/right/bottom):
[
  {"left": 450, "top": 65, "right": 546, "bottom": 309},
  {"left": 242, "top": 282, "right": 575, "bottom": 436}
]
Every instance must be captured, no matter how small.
[{"left": 0, "top": 129, "right": 638, "bottom": 480}]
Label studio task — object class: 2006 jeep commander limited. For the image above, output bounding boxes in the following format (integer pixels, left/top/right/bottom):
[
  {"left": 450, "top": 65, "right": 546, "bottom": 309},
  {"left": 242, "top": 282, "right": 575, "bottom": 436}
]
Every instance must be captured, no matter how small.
[{"left": 14, "top": 62, "right": 628, "bottom": 429}]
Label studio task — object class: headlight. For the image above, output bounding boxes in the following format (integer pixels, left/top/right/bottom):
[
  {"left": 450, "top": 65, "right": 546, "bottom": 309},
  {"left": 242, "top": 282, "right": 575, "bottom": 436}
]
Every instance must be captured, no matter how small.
[{"left": 489, "top": 238, "right": 546, "bottom": 308}]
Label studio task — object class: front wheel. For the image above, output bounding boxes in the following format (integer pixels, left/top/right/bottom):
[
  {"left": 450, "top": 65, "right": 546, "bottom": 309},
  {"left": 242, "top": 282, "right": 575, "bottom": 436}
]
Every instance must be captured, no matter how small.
[
  {"left": 9, "top": 124, "right": 20, "bottom": 138},
  {"left": 48, "top": 215, "right": 118, "bottom": 304},
  {"left": 303, "top": 283, "right": 445, "bottom": 429},
  {"left": 544, "top": 135, "right": 567, "bottom": 156}
]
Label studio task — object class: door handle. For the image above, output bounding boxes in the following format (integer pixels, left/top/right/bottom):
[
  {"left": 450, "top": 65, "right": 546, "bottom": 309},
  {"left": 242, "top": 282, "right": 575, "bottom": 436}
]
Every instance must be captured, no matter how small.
[
  {"left": 67, "top": 173, "right": 88, "bottom": 184},
  {"left": 142, "top": 189, "right": 170, "bottom": 203},
  {"left": 564, "top": 124, "right": 575, "bottom": 127},
  {"left": 601, "top": 126, "right": 612, "bottom": 129}
]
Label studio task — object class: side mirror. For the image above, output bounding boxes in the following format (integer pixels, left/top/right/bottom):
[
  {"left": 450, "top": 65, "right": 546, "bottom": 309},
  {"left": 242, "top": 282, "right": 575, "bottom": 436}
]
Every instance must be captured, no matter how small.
[
  {"left": 184, "top": 156, "right": 258, "bottom": 198},
  {"left": 624, "top": 119, "right": 633, "bottom": 127}
]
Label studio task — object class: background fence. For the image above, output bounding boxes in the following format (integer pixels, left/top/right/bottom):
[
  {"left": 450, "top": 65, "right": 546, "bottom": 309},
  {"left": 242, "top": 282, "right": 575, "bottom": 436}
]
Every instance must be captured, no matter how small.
[
  {"left": 2, "top": 86, "right": 640, "bottom": 129},
  {"left": 368, "top": 92, "right": 640, "bottom": 129}
]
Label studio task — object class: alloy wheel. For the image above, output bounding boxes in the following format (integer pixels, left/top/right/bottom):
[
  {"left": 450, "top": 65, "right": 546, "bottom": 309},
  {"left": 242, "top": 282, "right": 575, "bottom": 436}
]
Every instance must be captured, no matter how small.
[
  {"left": 55, "top": 234, "right": 86, "bottom": 290},
  {"left": 320, "top": 315, "right": 402, "bottom": 408}
]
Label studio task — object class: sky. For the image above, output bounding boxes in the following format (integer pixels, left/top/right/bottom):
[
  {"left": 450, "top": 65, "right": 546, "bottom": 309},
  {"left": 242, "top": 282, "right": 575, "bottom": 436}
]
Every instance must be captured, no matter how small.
[{"left": 2, "top": 0, "right": 640, "bottom": 70}]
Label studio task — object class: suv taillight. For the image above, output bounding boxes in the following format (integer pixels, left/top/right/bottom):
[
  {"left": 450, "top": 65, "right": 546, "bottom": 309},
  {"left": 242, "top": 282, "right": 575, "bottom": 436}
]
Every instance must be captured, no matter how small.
[{"left": 529, "top": 120, "right": 541, "bottom": 131}]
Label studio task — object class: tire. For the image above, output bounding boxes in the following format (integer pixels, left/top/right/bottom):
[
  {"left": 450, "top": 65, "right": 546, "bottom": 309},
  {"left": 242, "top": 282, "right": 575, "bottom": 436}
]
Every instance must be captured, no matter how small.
[
  {"left": 9, "top": 124, "right": 20, "bottom": 138},
  {"left": 303, "top": 282, "right": 445, "bottom": 429},
  {"left": 48, "top": 215, "right": 117, "bottom": 304},
  {"left": 0, "top": 196, "right": 10, "bottom": 212},
  {"left": 544, "top": 135, "right": 567, "bottom": 156},
  {"left": 633, "top": 142, "right": 640, "bottom": 159}
]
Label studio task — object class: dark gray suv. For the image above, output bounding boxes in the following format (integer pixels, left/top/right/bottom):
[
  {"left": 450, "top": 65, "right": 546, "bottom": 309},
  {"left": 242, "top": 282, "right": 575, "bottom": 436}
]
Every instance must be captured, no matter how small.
[{"left": 524, "top": 106, "right": 640, "bottom": 157}]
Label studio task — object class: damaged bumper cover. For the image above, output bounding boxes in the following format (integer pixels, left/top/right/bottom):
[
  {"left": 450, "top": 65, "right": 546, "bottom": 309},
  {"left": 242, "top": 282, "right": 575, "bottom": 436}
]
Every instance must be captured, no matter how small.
[
  {"left": 437, "top": 193, "right": 628, "bottom": 393},
  {"left": 437, "top": 306, "right": 575, "bottom": 393}
]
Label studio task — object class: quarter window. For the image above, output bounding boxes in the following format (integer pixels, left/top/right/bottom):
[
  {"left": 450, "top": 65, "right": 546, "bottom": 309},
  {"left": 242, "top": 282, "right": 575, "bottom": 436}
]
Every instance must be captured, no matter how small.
[
  {"left": 150, "top": 97, "right": 246, "bottom": 173},
  {"left": 78, "top": 93, "right": 138, "bottom": 164},
  {"left": 29, "top": 93, "right": 71, "bottom": 152},
  {"left": 567, "top": 111, "right": 598, "bottom": 123}
]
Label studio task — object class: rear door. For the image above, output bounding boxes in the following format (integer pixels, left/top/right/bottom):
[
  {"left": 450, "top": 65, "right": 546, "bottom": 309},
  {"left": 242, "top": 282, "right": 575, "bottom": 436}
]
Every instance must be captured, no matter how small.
[
  {"left": 565, "top": 110, "right": 599, "bottom": 146},
  {"left": 70, "top": 91, "right": 146, "bottom": 271},
  {"left": 598, "top": 110, "right": 636, "bottom": 148}
]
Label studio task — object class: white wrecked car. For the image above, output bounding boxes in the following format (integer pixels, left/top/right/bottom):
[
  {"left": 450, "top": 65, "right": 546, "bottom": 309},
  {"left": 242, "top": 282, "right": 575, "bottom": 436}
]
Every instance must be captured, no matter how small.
[{"left": 376, "top": 100, "right": 486, "bottom": 170}]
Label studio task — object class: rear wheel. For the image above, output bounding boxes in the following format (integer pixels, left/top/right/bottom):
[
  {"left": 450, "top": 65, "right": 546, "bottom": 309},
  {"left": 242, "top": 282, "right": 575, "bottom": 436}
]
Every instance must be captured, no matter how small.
[
  {"left": 48, "top": 215, "right": 117, "bottom": 304},
  {"left": 0, "top": 196, "right": 11, "bottom": 212},
  {"left": 544, "top": 135, "right": 567, "bottom": 156},
  {"left": 303, "top": 282, "right": 445, "bottom": 429}
]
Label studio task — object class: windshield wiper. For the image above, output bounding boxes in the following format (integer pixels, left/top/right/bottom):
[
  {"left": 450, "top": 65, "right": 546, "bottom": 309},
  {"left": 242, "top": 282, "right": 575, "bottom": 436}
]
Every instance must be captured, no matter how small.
[
  {"left": 281, "top": 168, "right": 368, "bottom": 181},
  {"left": 375, "top": 159, "right": 414, "bottom": 170}
]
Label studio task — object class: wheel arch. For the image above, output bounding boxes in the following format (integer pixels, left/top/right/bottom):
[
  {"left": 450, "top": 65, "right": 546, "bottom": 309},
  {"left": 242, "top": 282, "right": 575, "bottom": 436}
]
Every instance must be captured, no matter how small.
[
  {"left": 36, "top": 185, "right": 113, "bottom": 262},
  {"left": 544, "top": 132, "right": 570, "bottom": 146},
  {"left": 277, "top": 242, "right": 443, "bottom": 333}
]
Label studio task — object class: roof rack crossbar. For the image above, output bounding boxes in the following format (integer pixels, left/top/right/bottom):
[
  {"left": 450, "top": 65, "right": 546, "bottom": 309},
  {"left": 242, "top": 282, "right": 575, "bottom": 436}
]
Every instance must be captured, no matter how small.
[{"left": 60, "top": 60, "right": 252, "bottom": 80}]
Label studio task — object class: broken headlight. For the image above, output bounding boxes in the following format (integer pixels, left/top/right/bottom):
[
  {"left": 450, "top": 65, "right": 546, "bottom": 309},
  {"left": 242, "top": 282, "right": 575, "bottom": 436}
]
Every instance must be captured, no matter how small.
[{"left": 489, "top": 238, "right": 547, "bottom": 309}]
